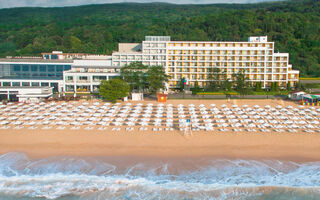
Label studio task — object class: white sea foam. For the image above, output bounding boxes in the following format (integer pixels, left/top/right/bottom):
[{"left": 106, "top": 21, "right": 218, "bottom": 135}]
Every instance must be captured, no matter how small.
[{"left": 0, "top": 152, "right": 320, "bottom": 199}]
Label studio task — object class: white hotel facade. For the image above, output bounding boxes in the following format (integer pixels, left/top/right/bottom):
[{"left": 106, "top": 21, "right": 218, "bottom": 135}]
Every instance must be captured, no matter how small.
[
  {"left": 112, "top": 36, "right": 299, "bottom": 89},
  {"left": 0, "top": 36, "right": 299, "bottom": 101}
]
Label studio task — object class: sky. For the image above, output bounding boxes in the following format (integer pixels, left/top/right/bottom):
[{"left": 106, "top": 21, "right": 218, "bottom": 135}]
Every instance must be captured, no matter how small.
[{"left": 0, "top": 0, "right": 281, "bottom": 9}]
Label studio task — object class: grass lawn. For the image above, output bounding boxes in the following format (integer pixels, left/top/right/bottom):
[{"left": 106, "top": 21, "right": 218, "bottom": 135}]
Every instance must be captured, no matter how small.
[
  {"left": 197, "top": 90, "right": 289, "bottom": 96},
  {"left": 251, "top": 91, "right": 289, "bottom": 95},
  {"left": 300, "top": 77, "right": 320, "bottom": 80}
]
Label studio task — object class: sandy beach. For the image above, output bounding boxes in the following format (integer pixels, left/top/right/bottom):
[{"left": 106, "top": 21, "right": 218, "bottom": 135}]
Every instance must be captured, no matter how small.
[
  {"left": 0, "top": 99, "right": 320, "bottom": 162},
  {"left": 1, "top": 128, "right": 320, "bottom": 162}
]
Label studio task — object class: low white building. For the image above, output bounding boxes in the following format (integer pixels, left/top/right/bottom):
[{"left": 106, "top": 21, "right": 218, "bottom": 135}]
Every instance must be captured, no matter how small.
[
  {"left": 0, "top": 86, "right": 53, "bottom": 103},
  {"left": 63, "top": 59, "right": 120, "bottom": 93},
  {"left": 288, "top": 91, "right": 306, "bottom": 100}
]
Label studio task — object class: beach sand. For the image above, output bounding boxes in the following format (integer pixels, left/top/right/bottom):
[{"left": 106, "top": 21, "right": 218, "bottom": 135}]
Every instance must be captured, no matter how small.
[
  {"left": 0, "top": 99, "right": 319, "bottom": 162},
  {"left": 1, "top": 123, "right": 320, "bottom": 162}
]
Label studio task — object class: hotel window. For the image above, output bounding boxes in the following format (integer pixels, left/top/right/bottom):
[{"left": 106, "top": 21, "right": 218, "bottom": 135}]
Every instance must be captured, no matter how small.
[
  {"left": 93, "top": 76, "right": 106, "bottom": 81},
  {"left": 41, "top": 82, "right": 49, "bottom": 86},
  {"left": 48, "top": 66, "right": 55, "bottom": 72},
  {"left": 66, "top": 76, "right": 73, "bottom": 81},
  {"left": 66, "top": 85, "right": 75, "bottom": 92},
  {"left": 3, "top": 82, "right": 10, "bottom": 86},
  {"left": 22, "top": 65, "right": 29, "bottom": 72},
  {"left": 31, "top": 82, "right": 39, "bottom": 87},
  {"left": 56, "top": 65, "right": 63, "bottom": 72},
  {"left": 20, "top": 73, "right": 28, "bottom": 78},
  {"left": 22, "top": 82, "right": 30, "bottom": 86},
  {"left": 31, "top": 65, "right": 38, "bottom": 72},
  {"left": 13, "top": 65, "right": 20, "bottom": 71},
  {"left": 61, "top": 65, "right": 69, "bottom": 70},
  {"left": 39, "top": 65, "right": 46, "bottom": 72},
  {"left": 79, "top": 76, "right": 88, "bottom": 81},
  {"left": 12, "top": 82, "right": 20, "bottom": 86}
]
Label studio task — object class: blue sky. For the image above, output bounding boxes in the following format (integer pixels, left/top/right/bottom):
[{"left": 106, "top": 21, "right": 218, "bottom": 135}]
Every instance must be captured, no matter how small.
[{"left": 0, "top": 0, "right": 281, "bottom": 9}]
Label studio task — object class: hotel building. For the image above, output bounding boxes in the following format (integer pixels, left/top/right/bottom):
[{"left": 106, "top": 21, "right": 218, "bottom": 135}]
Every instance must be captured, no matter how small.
[
  {"left": 0, "top": 36, "right": 299, "bottom": 101},
  {"left": 63, "top": 59, "right": 120, "bottom": 93},
  {"left": 113, "top": 36, "right": 299, "bottom": 89}
]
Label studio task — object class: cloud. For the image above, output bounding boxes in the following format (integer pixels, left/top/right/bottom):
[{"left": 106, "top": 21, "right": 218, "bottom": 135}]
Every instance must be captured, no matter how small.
[{"left": 0, "top": 0, "right": 281, "bottom": 9}]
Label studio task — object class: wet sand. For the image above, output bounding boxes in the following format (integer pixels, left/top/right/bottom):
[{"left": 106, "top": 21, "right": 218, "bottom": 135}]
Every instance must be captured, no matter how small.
[{"left": 0, "top": 128, "right": 320, "bottom": 162}]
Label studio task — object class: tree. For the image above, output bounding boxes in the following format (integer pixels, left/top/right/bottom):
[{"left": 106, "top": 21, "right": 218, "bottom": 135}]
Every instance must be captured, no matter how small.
[
  {"left": 70, "top": 36, "right": 82, "bottom": 50},
  {"left": 287, "top": 82, "right": 291, "bottom": 91},
  {"left": 146, "top": 65, "right": 169, "bottom": 94},
  {"left": 295, "top": 81, "right": 304, "bottom": 91},
  {"left": 120, "top": 62, "right": 148, "bottom": 92},
  {"left": 179, "top": 78, "right": 185, "bottom": 92},
  {"left": 192, "top": 81, "right": 201, "bottom": 95},
  {"left": 270, "top": 82, "right": 275, "bottom": 91},
  {"left": 206, "top": 80, "right": 220, "bottom": 92},
  {"left": 270, "top": 82, "right": 280, "bottom": 92},
  {"left": 99, "top": 79, "right": 129, "bottom": 103},
  {"left": 274, "top": 82, "right": 279, "bottom": 92},
  {"left": 222, "top": 79, "right": 232, "bottom": 92},
  {"left": 206, "top": 67, "right": 220, "bottom": 92},
  {"left": 233, "top": 70, "right": 252, "bottom": 97},
  {"left": 255, "top": 82, "right": 262, "bottom": 92}
]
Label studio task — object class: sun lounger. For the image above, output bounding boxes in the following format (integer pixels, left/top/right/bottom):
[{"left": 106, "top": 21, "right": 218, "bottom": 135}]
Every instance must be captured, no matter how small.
[
  {"left": 13, "top": 126, "right": 24, "bottom": 130},
  {"left": 42, "top": 126, "right": 52, "bottom": 130},
  {"left": 56, "top": 126, "right": 65, "bottom": 130},
  {"left": 70, "top": 126, "right": 80, "bottom": 130}
]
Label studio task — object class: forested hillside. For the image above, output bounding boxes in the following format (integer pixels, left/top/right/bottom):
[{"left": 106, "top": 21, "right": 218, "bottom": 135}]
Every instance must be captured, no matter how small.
[{"left": 0, "top": 0, "right": 319, "bottom": 76}]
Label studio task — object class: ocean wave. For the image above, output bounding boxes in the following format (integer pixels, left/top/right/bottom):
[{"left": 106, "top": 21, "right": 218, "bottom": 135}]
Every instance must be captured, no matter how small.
[{"left": 0, "top": 152, "right": 320, "bottom": 199}]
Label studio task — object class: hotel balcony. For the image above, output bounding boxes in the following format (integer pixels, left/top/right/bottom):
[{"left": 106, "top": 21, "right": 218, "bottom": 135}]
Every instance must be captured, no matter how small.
[{"left": 76, "top": 80, "right": 90, "bottom": 83}]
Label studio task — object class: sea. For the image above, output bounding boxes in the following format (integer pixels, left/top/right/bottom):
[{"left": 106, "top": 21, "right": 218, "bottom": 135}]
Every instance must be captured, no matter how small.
[{"left": 0, "top": 152, "right": 320, "bottom": 200}]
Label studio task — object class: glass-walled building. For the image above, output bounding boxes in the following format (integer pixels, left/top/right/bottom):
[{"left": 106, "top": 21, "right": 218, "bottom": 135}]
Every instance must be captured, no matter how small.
[{"left": 0, "top": 59, "right": 72, "bottom": 92}]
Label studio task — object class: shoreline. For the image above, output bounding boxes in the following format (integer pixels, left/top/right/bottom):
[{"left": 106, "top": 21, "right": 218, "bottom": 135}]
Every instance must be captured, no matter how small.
[{"left": 1, "top": 129, "right": 320, "bottom": 162}]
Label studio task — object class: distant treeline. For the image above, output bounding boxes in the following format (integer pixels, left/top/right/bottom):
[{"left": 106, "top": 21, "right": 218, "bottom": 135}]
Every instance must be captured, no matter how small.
[{"left": 0, "top": 0, "right": 319, "bottom": 76}]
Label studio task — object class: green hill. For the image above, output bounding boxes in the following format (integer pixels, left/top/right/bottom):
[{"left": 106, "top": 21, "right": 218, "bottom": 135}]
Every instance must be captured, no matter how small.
[{"left": 0, "top": 0, "right": 319, "bottom": 76}]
